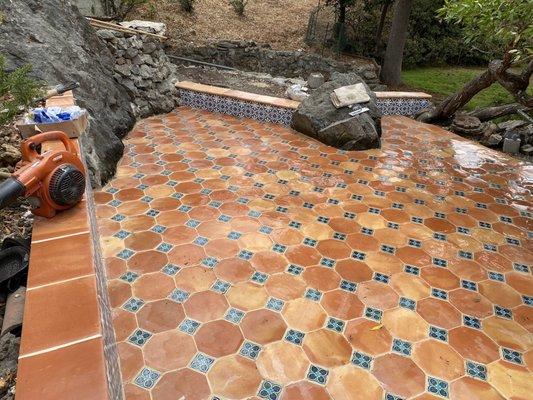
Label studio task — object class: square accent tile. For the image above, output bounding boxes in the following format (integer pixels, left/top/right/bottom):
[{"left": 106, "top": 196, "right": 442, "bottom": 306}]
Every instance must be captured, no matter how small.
[
  {"left": 392, "top": 338, "right": 412, "bottom": 356},
  {"left": 305, "top": 288, "right": 322, "bottom": 301},
  {"left": 190, "top": 353, "right": 215, "bottom": 373},
  {"left": 122, "top": 297, "right": 145, "bottom": 313},
  {"left": 225, "top": 308, "right": 245, "bottom": 324},
  {"left": 240, "top": 341, "right": 262, "bottom": 360},
  {"left": 502, "top": 348, "right": 523, "bottom": 364},
  {"left": 128, "top": 329, "right": 152, "bottom": 347},
  {"left": 179, "top": 319, "right": 201, "bottom": 335},
  {"left": 257, "top": 380, "right": 282, "bottom": 400},
  {"left": 169, "top": 288, "right": 189, "bottom": 303},
  {"left": 326, "top": 317, "right": 345, "bottom": 333},
  {"left": 285, "top": 329, "right": 305, "bottom": 345},
  {"left": 427, "top": 376, "right": 449, "bottom": 398},
  {"left": 134, "top": 367, "right": 160, "bottom": 389},
  {"left": 466, "top": 360, "right": 487, "bottom": 380},
  {"left": 351, "top": 351, "right": 372, "bottom": 369},
  {"left": 266, "top": 297, "right": 284, "bottom": 312},
  {"left": 307, "top": 365, "right": 329, "bottom": 385}
]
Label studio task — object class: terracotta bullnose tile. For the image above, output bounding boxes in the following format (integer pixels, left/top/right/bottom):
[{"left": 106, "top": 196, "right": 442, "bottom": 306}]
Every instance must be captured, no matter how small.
[
  {"left": 183, "top": 290, "right": 229, "bottom": 322},
  {"left": 144, "top": 330, "right": 196, "bottom": 371},
  {"left": 132, "top": 272, "right": 175, "bottom": 301},
  {"left": 117, "top": 341, "right": 144, "bottom": 382},
  {"left": 207, "top": 355, "right": 262, "bottom": 399},
  {"left": 372, "top": 353, "right": 425, "bottom": 398},
  {"left": 241, "top": 309, "right": 287, "bottom": 344},
  {"left": 32, "top": 201, "right": 89, "bottom": 241},
  {"left": 152, "top": 368, "right": 211, "bottom": 400},
  {"left": 137, "top": 299, "right": 185, "bottom": 333},
  {"left": 450, "top": 377, "right": 505, "bottom": 400},
  {"left": 265, "top": 273, "right": 307, "bottom": 301},
  {"left": 281, "top": 381, "right": 330, "bottom": 400},
  {"left": 21, "top": 275, "right": 101, "bottom": 355},
  {"left": 382, "top": 307, "right": 429, "bottom": 342},
  {"left": 282, "top": 298, "right": 327, "bottom": 332},
  {"left": 357, "top": 281, "right": 399, "bottom": 310},
  {"left": 412, "top": 339, "right": 465, "bottom": 380},
  {"left": 303, "top": 329, "right": 352, "bottom": 367},
  {"left": 327, "top": 364, "right": 384, "bottom": 400},
  {"left": 226, "top": 281, "right": 269, "bottom": 311},
  {"left": 416, "top": 298, "right": 462, "bottom": 329},
  {"left": 449, "top": 288, "right": 493, "bottom": 318},
  {"left": 487, "top": 360, "right": 533, "bottom": 399},
  {"left": 257, "top": 341, "right": 310, "bottom": 385},
  {"left": 321, "top": 289, "right": 364, "bottom": 321},
  {"left": 482, "top": 316, "right": 533, "bottom": 351},
  {"left": 448, "top": 326, "right": 499, "bottom": 364},
  {"left": 344, "top": 318, "right": 392, "bottom": 356},
  {"left": 28, "top": 233, "right": 93, "bottom": 288},
  {"left": 17, "top": 337, "right": 108, "bottom": 400}
]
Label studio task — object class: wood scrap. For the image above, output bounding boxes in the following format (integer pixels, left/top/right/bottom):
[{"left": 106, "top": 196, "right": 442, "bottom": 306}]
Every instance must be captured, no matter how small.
[{"left": 86, "top": 18, "right": 167, "bottom": 40}]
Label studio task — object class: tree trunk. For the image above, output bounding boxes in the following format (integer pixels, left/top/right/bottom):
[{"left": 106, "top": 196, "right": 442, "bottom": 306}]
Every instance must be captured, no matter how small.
[
  {"left": 469, "top": 104, "right": 531, "bottom": 122},
  {"left": 380, "top": 0, "right": 414, "bottom": 86},
  {"left": 420, "top": 59, "right": 531, "bottom": 123},
  {"left": 375, "top": 0, "right": 392, "bottom": 53}
]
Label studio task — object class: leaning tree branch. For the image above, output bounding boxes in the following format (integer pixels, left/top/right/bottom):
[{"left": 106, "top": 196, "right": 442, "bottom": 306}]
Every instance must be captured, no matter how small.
[
  {"left": 495, "top": 59, "right": 533, "bottom": 107},
  {"left": 468, "top": 103, "right": 532, "bottom": 122}
]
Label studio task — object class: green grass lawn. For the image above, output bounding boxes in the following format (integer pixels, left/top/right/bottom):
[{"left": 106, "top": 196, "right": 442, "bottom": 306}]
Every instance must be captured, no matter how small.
[{"left": 401, "top": 67, "right": 526, "bottom": 111}]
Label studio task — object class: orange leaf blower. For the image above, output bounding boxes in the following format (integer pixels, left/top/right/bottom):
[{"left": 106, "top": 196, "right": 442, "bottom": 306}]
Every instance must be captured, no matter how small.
[{"left": 0, "top": 131, "right": 86, "bottom": 218}]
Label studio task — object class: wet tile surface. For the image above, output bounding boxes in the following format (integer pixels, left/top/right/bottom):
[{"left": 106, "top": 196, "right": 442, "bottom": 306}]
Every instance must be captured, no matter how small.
[{"left": 95, "top": 107, "right": 533, "bottom": 399}]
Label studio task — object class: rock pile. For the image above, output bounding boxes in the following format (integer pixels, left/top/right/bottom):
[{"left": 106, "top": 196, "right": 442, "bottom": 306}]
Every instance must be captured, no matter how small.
[
  {"left": 96, "top": 24, "right": 180, "bottom": 118},
  {"left": 175, "top": 40, "right": 384, "bottom": 90}
]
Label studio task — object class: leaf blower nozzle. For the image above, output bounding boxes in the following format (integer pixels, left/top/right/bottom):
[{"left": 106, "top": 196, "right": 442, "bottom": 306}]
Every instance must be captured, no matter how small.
[{"left": 0, "top": 178, "right": 25, "bottom": 210}]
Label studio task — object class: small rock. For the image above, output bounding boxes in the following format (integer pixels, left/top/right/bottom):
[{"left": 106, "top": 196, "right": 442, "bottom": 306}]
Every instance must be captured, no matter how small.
[
  {"left": 307, "top": 73, "right": 325, "bottom": 89},
  {"left": 521, "top": 144, "right": 533, "bottom": 155},
  {"left": 125, "top": 47, "right": 139, "bottom": 59},
  {"left": 485, "top": 133, "right": 503, "bottom": 146}
]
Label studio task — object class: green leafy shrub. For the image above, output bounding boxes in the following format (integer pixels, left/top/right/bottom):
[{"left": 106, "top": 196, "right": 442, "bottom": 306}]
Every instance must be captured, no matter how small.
[
  {"left": 0, "top": 55, "right": 42, "bottom": 126},
  {"left": 230, "top": 0, "right": 249, "bottom": 16},
  {"left": 179, "top": 0, "right": 196, "bottom": 12}
]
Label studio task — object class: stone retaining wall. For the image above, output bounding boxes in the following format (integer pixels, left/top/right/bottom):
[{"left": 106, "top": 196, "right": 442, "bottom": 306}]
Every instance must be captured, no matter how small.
[
  {"left": 96, "top": 29, "right": 180, "bottom": 118},
  {"left": 174, "top": 40, "right": 384, "bottom": 90}
]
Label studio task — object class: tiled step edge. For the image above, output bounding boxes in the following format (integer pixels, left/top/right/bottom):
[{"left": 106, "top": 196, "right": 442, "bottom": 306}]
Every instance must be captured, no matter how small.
[{"left": 16, "top": 94, "right": 117, "bottom": 400}]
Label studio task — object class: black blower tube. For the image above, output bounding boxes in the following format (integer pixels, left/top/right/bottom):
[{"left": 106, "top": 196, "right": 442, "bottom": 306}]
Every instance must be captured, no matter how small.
[{"left": 0, "top": 178, "right": 26, "bottom": 210}]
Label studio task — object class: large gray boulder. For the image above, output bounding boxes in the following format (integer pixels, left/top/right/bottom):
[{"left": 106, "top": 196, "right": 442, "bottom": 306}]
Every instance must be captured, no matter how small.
[
  {"left": 0, "top": 0, "right": 136, "bottom": 186},
  {"left": 291, "top": 72, "right": 381, "bottom": 150}
]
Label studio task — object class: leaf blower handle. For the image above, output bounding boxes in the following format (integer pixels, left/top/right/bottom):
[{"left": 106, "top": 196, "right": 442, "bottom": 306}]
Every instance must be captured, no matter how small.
[
  {"left": 21, "top": 131, "right": 76, "bottom": 162},
  {"left": 0, "top": 178, "right": 26, "bottom": 211}
]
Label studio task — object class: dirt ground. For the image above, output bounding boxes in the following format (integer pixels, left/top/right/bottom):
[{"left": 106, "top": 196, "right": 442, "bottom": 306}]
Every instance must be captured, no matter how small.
[{"left": 134, "top": 0, "right": 317, "bottom": 50}]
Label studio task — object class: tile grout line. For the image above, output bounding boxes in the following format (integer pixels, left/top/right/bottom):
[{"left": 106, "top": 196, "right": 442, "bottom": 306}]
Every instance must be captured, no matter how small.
[
  {"left": 26, "top": 273, "right": 95, "bottom": 292},
  {"left": 32, "top": 229, "right": 90, "bottom": 244},
  {"left": 18, "top": 334, "right": 102, "bottom": 359}
]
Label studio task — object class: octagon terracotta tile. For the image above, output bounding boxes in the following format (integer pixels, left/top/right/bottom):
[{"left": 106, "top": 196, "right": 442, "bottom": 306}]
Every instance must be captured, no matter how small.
[
  {"left": 207, "top": 355, "right": 262, "bottom": 399},
  {"left": 482, "top": 316, "right": 533, "bottom": 351},
  {"left": 174, "top": 266, "right": 216, "bottom": 292},
  {"left": 226, "top": 282, "right": 269, "bottom": 311},
  {"left": 302, "top": 267, "right": 341, "bottom": 291},
  {"left": 183, "top": 291, "right": 229, "bottom": 322},
  {"left": 195, "top": 319, "right": 244, "bottom": 357},
  {"left": 412, "top": 339, "right": 465, "bottom": 380},
  {"left": 281, "top": 381, "right": 330, "bottom": 400},
  {"left": 416, "top": 298, "right": 462, "bottom": 329},
  {"left": 487, "top": 360, "right": 533, "bottom": 399},
  {"left": 390, "top": 272, "right": 430, "bottom": 300},
  {"left": 241, "top": 309, "right": 287, "bottom": 344},
  {"left": 327, "top": 365, "right": 384, "bottom": 400},
  {"left": 251, "top": 251, "right": 288, "bottom": 274},
  {"left": 303, "top": 329, "right": 352, "bottom": 367},
  {"left": 372, "top": 353, "right": 426, "bottom": 398},
  {"left": 448, "top": 326, "right": 500, "bottom": 364},
  {"left": 478, "top": 279, "right": 523, "bottom": 308},
  {"left": 265, "top": 273, "right": 307, "bottom": 301},
  {"left": 344, "top": 318, "right": 393, "bottom": 356},
  {"left": 357, "top": 281, "right": 399, "bottom": 310},
  {"left": 282, "top": 298, "right": 327, "bottom": 332},
  {"left": 449, "top": 377, "right": 505, "bottom": 400},
  {"left": 382, "top": 307, "right": 429, "bottom": 342},
  {"left": 256, "top": 341, "right": 310, "bottom": 385},
  {"left": 152, "top": 368, "right": 211, "bottom": 400},
  {"left": 144, "top": 330, "right": 196, "bottom": 371},
  {"left": 449, "top": 288, "right": 493, "bottom": 318},
  {"left": 334, "top": 259, "right": 373, "bottom": 283},
  {"left": 117, "top": 342, "right": 144, "bottom": 382},
  {"left": 136, "top": 299, "right": 185, "bottom": 333},
  {"left": 113, "top": 308, "right": 138, "bottom": 342},
  {"left": 132, "top": 272, "right": 175, "bottom": 302},
  {"left": 321, "top": 289, "right": 364, "bottom": 320},
  {"left": 513, "top": 305, "right": 533, "bottom": 333}
]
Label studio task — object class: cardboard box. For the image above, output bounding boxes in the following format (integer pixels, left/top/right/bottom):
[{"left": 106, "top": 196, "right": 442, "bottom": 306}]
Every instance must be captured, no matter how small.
[{"left": 16, "top": 112, "right": 88, "bottom": 139}]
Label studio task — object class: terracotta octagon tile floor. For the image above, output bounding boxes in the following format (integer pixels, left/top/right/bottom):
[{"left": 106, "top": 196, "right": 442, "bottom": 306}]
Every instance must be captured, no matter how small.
[{"left": 95, "top": 107, "right": 533, "bottom": 399}]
